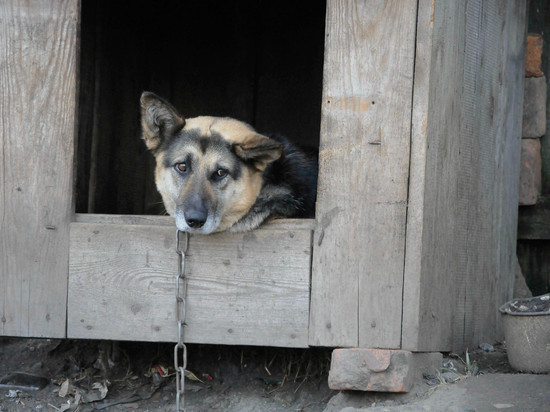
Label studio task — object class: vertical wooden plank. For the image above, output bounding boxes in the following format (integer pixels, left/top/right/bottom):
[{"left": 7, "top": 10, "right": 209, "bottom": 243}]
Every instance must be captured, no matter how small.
[
  {"left": 0, "top": 0, "right": 78, "bottom": 337},
  {"left": 403, "top": 0, "right": 526, "bottom": 351},
  {"left": 309, "top": 0, "right": 417, "bottom": 348},
  {"left": 471, "top": 0, "right": 526, "bottom": 347},
  {"left": 403, "top": 0, "right": 468, "bottom": 352}
]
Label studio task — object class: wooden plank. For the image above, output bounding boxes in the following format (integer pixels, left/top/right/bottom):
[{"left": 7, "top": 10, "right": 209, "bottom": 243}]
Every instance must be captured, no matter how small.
[
  {"left": 309, "top": 0, "right": 417, "bottom": 348},
  {"left": 0, "top": 0, "right": 78, "bottom": 337},
  {"left": 73, "top": 214, "right": 316, "bottom": 230},
  {"left": 68, "top": 223, "right": 312, "bottom": 347},
  {"left": 518, "top": 197, "right": 550, "bottom": 239},
  {"left": 402, "top": 0, "right": 526, "bottom": 351}
]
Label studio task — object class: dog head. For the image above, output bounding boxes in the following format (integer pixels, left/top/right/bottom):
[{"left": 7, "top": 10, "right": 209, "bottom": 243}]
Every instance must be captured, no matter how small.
[{"left": 140, "top": 92, "right": 283, "bottom": 234}]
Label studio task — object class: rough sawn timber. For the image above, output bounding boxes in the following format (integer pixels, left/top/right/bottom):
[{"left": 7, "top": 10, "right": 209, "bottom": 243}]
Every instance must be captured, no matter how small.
[
  {"left": 68, "top": 217, "right": 313, "bottom": 347},
  {"left": 402, "top": 0, "right": 526, "bottom": 351},
  {"left": 0, "top": 0, "right": 78, "bottom": 337},
  {"left": 309, "top": 0, "right": 418, "bottom": 348}
]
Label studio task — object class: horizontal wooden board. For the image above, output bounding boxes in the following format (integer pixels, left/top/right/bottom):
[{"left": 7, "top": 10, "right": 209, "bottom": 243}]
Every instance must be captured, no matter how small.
[
  {"left": 74, "top": 213, "right": 316, "bottom": 230},
  {"left": 68, "top": 222, "right": 312, "bottom": 347}
]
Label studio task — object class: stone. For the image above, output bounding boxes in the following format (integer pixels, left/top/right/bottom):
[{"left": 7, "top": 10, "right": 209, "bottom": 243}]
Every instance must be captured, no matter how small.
[
  {"left": 522, "top": 76, "right": 547, "bottom": 138},
  {"left": 525, "top": 34, "right": 543, "bottom": 78},
  {"left": 518, "top": 139, "right": 541, "bottom": 206},
  {"left": 328, "top": 348, "right": 442, "bottom": 393}
]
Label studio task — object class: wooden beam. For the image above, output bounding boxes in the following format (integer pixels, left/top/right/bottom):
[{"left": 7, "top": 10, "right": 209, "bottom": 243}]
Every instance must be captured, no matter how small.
[
  {"left": 309, "top": 0, "right": 417, "bottom": 348},
  {"left": 0, "top": 0, "right": 78, "bottom": 337},
  {"left": 402, "top": 0, "right": 526, "bottom": 351},
  {"left": 68, "top": 221, "right": 312, "bottom": 347},
  {"left": 74, "top": 213, "right": 315, "bottom": 230}
]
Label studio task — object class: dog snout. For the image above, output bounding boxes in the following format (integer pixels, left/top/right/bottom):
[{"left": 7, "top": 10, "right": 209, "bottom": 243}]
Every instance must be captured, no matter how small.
[{"left": 184, "top": 200, "right": 208, "bottom": 229}]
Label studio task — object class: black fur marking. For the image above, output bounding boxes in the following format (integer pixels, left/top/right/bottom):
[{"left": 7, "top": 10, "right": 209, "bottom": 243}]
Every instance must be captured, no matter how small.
[
  {"left": 161, "top": 130, "right": 243, "bottom": 181},
  {"left": 199, "top": 136, "right": 210, "bottom": 154},
  {"left": 257, "top": 133, "right": 318, "bottom": 219}
]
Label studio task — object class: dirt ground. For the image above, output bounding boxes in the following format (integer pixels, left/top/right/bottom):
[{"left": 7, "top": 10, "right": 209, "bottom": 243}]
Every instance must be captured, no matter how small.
[{"left": 0, "top": 338, "right": 535, "bottom": 412}]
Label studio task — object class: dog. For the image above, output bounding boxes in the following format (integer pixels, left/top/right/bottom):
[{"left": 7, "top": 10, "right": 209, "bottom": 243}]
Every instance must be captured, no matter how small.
[{"left": 140, "top": 92, "right": 317, "bottom": 234}]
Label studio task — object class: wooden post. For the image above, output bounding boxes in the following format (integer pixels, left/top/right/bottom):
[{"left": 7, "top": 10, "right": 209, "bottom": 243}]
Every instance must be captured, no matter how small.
[
  {"left": 0, "top": 0, "right": 79, "bottom": 337},
  {"left": 309, "top": 0, "right": 418, "bottom": 348},
  {"left": 402, "top": 0, "right": 527, "bottom": 351}
]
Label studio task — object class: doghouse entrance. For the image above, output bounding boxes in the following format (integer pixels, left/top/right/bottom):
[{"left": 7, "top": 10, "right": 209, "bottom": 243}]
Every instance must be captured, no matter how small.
[{"left": 76, "top": 0, "right": 326, "bottom": 216}]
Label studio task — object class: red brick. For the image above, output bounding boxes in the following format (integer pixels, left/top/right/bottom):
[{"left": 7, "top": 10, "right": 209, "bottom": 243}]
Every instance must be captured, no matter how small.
[
  {"left": 518, "top": 139, "right": 541, "bottom": 206},
  {"left": 526, "top": 34, "right": 543, "bottom": 78},
  {"left": 328, "top": 348, "right": 442, "bottom": 393}
]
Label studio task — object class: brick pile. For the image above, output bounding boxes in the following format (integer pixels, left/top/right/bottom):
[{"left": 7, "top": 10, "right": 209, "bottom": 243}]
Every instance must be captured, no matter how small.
[{"left": 520, "top": 34, "right": 546, "bottom": 205}]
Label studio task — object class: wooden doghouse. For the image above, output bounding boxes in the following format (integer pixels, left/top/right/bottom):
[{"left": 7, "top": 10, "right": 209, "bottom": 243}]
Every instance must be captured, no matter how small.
[{"left": 1, "top": 0, "right": 526, "bottom": 374}]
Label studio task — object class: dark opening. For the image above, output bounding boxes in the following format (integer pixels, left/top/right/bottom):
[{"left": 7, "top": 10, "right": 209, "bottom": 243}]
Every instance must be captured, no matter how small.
[{"left": 76, "top": 0, "right": 326, "bottom": 215}]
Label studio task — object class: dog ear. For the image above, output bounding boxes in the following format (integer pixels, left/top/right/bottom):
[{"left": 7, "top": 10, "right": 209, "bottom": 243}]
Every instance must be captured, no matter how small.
[
  {"left": 234, "top": 134, "right": 283, "bottom": 171},
  {"left": 140, "top": 92, "right": 185, "bottom": 151}
]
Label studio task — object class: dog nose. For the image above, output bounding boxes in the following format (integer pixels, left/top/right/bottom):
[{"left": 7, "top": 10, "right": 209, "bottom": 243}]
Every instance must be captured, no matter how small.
[{"left": 185, "top": 208, "right": 207, "bottom": 229}]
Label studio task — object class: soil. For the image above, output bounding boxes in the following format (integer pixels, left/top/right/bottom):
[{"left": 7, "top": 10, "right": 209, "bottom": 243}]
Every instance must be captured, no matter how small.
[
  {"left": 0, "top": 339, "right": 333, "bottom": 411},
  {"left": 0, "top": 338, "right": 526, "bottom": 412}
]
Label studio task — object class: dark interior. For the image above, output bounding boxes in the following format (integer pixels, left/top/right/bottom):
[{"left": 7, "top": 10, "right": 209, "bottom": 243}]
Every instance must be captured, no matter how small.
[{"left": 76, "top": 0, "right": 326, "bottom": 215}]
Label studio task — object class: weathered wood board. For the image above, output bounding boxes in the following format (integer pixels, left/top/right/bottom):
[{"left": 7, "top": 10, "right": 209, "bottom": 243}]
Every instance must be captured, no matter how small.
[
  {"left": 402, "top": 0, "right": 526, "bottom": 351},
  {"left": 309, "top": 0, "right": 417, "bottom": 348},
  {"left": 0, "top": 0, "right": 78, "bottom": 337},
  {"left": 68, "top": 217, "right": 313, "bottom": 347}
]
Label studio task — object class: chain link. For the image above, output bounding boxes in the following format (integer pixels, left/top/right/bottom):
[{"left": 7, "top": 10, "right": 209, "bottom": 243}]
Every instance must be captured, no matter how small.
[{"left": 175, "top": 230, "right": 189, "bottom": 411}]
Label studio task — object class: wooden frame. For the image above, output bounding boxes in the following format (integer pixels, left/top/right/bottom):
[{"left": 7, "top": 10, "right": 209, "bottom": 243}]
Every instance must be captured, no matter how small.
[{"left": 1, "top": 0, "right": 526, "bottom": 353}]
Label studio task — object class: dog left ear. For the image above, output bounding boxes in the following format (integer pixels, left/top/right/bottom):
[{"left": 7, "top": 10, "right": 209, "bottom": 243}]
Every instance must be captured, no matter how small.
[
  {"left": 234, "top": 134, "right": 283, "bottom": 171},
  {"left": 140, "top": 92, "right": 185, "bottom": 151}
]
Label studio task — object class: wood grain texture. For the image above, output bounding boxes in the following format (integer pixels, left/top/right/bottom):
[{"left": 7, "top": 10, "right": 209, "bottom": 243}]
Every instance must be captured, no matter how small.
[
  {"left": 402, "top": 0, "right": 526, "bottom": 351},
  {"left": 68, "top": 223, "right": 312, "bottom": 346},
  {"left": 0, "top": 0, "right": 78, "bottom": 337},
  {"left": 309, "top": 0, "right": 417, "bottom": 348},
  {"left": 73, "top": 214, "right": 315, "bottom": 230}
]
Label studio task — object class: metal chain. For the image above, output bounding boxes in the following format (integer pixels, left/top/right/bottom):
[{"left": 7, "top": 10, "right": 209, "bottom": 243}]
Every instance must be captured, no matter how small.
[{"left": 175, "top": 230, "right": 189, "bottom": 411}]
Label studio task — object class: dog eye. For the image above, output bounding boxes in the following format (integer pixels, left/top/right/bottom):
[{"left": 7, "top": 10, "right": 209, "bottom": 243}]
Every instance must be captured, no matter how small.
[
  {"left": 175, "top": 163, "right": 188, "bottom": 174},
  {"left": 213, "top": 168, "right": 229, "bottom": 180}
]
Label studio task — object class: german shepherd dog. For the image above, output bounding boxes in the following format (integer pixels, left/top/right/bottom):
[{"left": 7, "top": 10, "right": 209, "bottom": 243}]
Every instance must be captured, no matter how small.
[{"left": 140, "top": 92, "right": 317, "bottom": 234}]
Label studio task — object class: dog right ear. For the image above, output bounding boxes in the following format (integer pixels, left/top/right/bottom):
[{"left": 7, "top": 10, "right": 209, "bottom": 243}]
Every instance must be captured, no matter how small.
[{"left": 140, "top": 92, "right": 185, "bottom": 151}]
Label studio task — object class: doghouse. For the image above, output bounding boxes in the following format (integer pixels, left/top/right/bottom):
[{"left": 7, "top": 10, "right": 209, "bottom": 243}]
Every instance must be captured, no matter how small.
[{"left": 0, "top": 0, "right": 526, "bottom": 383}]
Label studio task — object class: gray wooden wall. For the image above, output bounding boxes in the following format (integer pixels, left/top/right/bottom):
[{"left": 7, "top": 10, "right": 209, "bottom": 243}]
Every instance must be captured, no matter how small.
[
  {"left": 402, "top": 0, "right": 526, "bottom": 351},
  {"left": 0, "top": 0, "right": 527, "bottom": 352},
  {"left": 0, "top": 0, "right": 78, "bottom": 337}
]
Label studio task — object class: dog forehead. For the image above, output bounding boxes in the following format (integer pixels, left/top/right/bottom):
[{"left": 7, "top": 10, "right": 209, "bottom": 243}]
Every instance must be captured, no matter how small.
[
  {"left": 184, "top": 116, "right": 254, "bottom": 144},
  {"left": 161, "top": 131, "right": 235, "bottom": 168}
]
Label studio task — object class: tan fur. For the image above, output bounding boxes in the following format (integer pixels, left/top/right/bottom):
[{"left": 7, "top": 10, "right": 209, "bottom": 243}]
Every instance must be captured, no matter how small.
[
  {"left": 184, "top": 116, "right": 255, "bottom": 144},
  {"left": 154, "top": 152, "right": 177, "bottom": 215},
  {"left": 216, "top": 170, "right": 263, "bottom": 231},
  {"left": 153, "top": 137, "right": 264, "bottom": 232}
]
